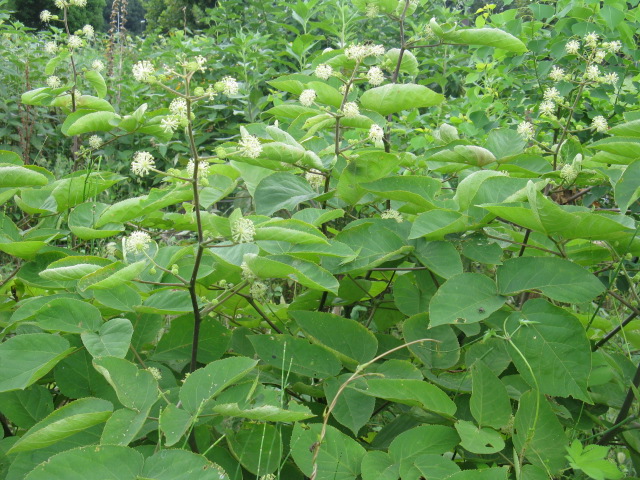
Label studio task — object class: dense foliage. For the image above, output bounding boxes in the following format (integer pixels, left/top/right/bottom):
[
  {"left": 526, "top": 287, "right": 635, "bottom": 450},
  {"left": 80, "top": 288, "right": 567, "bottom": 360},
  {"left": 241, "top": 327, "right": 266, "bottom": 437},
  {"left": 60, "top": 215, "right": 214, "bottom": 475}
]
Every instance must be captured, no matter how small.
[{"left": 1, "top": 0, "right": 640, "bottom": 479}]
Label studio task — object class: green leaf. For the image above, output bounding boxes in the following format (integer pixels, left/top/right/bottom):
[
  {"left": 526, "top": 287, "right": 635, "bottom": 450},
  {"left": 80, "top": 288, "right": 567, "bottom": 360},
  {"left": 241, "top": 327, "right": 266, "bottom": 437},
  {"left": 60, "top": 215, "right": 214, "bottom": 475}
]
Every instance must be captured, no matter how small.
[
  {"left": 8, "top": 397, "right": 113, "bottom": 454},
  {"left": 254, "top": 226, "right": 328, "bottom": 245},
  {"left": 470, "top": 360, "right": 512, "bottom": 429},
  {"left": 440, "top": 27, "right": 527, "bottom": 53},
  {"left": 93, "top": 356, "right": 159, "bottom": 412},
  {"left": 614, "top": 161, "right": 640, "bottom": 213},
  {"left": 409, "top": 209, "right": 470, "bottom": 240},
  {"left": 384, "top": 48, "right": 419, "bottom": 76},
  {"left": 93, "top": 284, "right": 142, "bottom": 312},
  {"left": 324, "top": 375, "right": 375, "bottom": 435},
  {"left": 244, "top": 253, "right": 339, "bottom": 293},
  {"left": 429, "top": 273, "right": 505, "bottom": 327},
  {"left": 361, "top": 451, "right": 399, "bottom": 480},
  {"left": 0, "top": 164, "right": 48, "bottom": 187},
  {"left": 24, "top": 298, "right": 102, "bottom": 333},
  {"left": 337, "top": 152, "right": 403, "bottom": 204},
  {"left": 360, "top": 84, "right": 444, "bottom": 115},
  {"left": 159, "top": 404, "right": 192, "bottom": 447},
  {"left": 403, "top": 314, "right": 460, "bottom": 369},
  {"left": 249, "top": 334, "right": 342, "bottom": 378},
  {"left": 514, "top": 391, "right": 568, "bottom": 474},
  {"left": 53, "top": 349, "right": 115, "bottom": 400},
  {"left": 24, "top": 445, "right": 144, "bottom": 480},
  {"left": 81, "top": 318, "right": 134, "bottom": 359},
  {"left": 428, "top": 145, "right": 497, "bottom": 167},
  {"left": 100, "top": 407, "right": 149, "bottom": 446},
  {"left": 61, "top": 110, "right": 118, "bottom": 136},
  {"left": 497, "top": 257, "right": 605, "bottom": 303},
  {"left": 84, "top": 70, "right": 107, "bottom": 98},
  {"left": 291, "top": 423, "right": 366, "bottom": 480},
  {"left": 566, "top": 440, "right": 624, "bottom": 480},
  {"left": 179, "top": 356, "right": 257, "bottom": 415},
  {"left": 142, "top": 449, "right": 228, "bottom": 480},
  {"left": 393, "top": 270, "right": 437, "bottom": 317},
  {"left": 68, "top": 202, "right": 124, "bottom": 240},
  {"left": 0, "top": 385, "right": 53, "bottom": 429},
  {"left": 413, "top": 454, "right": 461, "bottom": 479},
  {"left": 77, "top": 261, "right": 147, "bottom": 291},
  {"left": 0, "top": 334, "right": 74, "bottom": 392},
  {"left": 361, "top": 175, "right": 441, "bottom": 210},
  {"left": 254, "top": 172, "right": 321, "bottom": 216},
  {"left": 213, "top": 402, "right": 315, "bottom": 422},
  {"left": 388, "top": 425, "right": 459, "bottom": 478},
  {"left": 413, "top": 239, "right": 463, "bottom": 279},
  {"left": 227, "top": 423, "right": 282, "bottom": 476},
  {"left": 357, "top": 378, "right": 456, "bottom": 417},
  {"left": 291, "top": 311, "right": 378, "bottom": 365},
  {"left": 455, "top": 420, "right": 505, "bottom": 454},
  {"left": 506, "top": 299, "right": 592, "bottom": 402}
]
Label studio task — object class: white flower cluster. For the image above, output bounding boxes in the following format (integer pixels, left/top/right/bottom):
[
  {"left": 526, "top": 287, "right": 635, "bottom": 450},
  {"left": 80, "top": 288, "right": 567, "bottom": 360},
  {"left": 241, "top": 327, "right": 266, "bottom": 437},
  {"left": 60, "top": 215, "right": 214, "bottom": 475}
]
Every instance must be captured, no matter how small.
[
  {"left": 592, "top": 115, "right": 608, "bottom": 133},
  {"left": 186, "top": 159, "right": 210, "bottom": 178},
  {"left": 215, "top": 76, "right": 239, "bottom": 96},
  {"left": 517, "top": 121, "right": 534, "bottom": 140},
  {"left": 314, "top": 64, "right": 333, "bottom": 80},
  {"left": 238, "top": 132, "right": 262, "bottom": 158},
  {"left": 46, "top": 76, "right": 61, "bottom": 88},
  {"left": 299, "top": 89, "right": 317, "bottom": 106},
  {"left": 240, "top": 261, "right": 257, "bottom": 282},
  {"left": 231, "top": 218, "right": 255, "bottom": 244},
  {"left": 131, "top": 151, "right": 156, "bottom": 177},
  {"left": 124, "top": 231, "right": 151, "bottom": 254},
  {"left": 365, "top": 3, "right": 379, "bottom": 18},
  {"left": 250, "top": 281, "right": 268, "bottom": 302},
  {"left": 44, "top": 41, "right": 58, "bottom": 54},
  {"left": 91, "top": 59, "right": 105, "bottom": 72},
  {"left": 67, "top": 35, "right": 82, "bottom": 49},
  {"left": 345, "top": 43, "right": 385, "bottom": 62},
  {"left": 549, "top": 66, "right": 566, "bottom": 82},
  {"left": 40, "top": 10, "right": 52, "bottom": 22},
  {"left": 381, "top": 209, "right": 403, "bottom": 222},
  {"left": 182, "top": 55, "right": 207, "bottom": 73},
  {"left": 369, "top": 124, "right": 384, "bottom": 143},
  {"left": 132, "top": 60, "right": 155, "bottom": 83},
  {"left": 161, "top": 98, "right": 189, "bottom": 134},
  {"left": 70, "top": 0, "right": 87, "bottom": 7},
  {"left": 367, "top": 66, "right": 384, "bottom": 86},
  {"left": 342, "top": 102, "right": 359, "bottom": 118},
  {"left": 88, "top": 135, "right": 102, "bottom": 149},
  {"left": 565, "top": 40, "right": 580, "bottom": 55},
  {"left": 305, "top": 169, "right": 325, "bottom": 189},
  {"left": 82, "top": 24, "right": 94, "bottom": 38}
]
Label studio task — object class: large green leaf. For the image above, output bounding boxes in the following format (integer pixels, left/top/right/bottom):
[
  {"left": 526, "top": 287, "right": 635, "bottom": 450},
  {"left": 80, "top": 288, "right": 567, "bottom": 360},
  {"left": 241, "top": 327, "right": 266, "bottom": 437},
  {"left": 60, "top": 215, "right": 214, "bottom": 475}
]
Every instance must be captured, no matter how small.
[
  {"left": 8, "top": 397, "right": 113, "bottom": 454},
  {"left": 393, "top": 270, "right": 438, "bottom": 317},
  {"left": 24, "top": 445, "right": 144, "bottom": 480},
  {"left": 84, "top": 70, "right": 107, "bottom": 98},
  {"left": 429, "top": 273, "right": 505, "bottom": 327},
  {"left": 497, "top": 257, "right": 605, "bottom": 303},
  {"left": 291, "top": 423, "right": 366, "bottom": 480},
  {"left": 324, "top": 375, "right": 375, "bottom": 435},
  {"left": 470, "top": 360, "right": 512, "bottom": 429},
  {"left": 159, "top": 404, "right": 192, "bottom": 447},
  {"left": 179, "top": 356, "right": 257, "bottom": 415},
  {"left": 0, "top": 334, "right": 74, "bottom": 392},
  {"left": 0, "top": 164, "right": 48, "bottom": 187},
  {"left": 360, "top": 84, "right": 444, "bottom": 115},
  {"left": 0, "top": 385, "right": 53, "bottom": 429},
  {"left": 513, "top": 391, "right": 568, "bottom": 474},
  {"left": 92, "top": 357, "right": 159, "bottom": 412},
  {"left": 227, "top": 423, "right": 282, "bottom": 476},
  {"left": 68, "top": 202, "right": 124, "bottom": 240},
  {"left": 142, "top": 449, "right": 229, "bottom": 480},
  {"left": 213, "top": 402, "right": 315, "bottom": 422},
  {"left": 61, "top": 110, "right": 119, "bottom": 136},
  {"left": 81, "top": 318, "right": 134, "bottom": 359},
  {"left": 440, "top": 27, "right": 527, "bottom": 53},
  {"left": 403, "top": 314, "right": 460, "bottom": 369},
  {"left": 455, "top": 420, "right": 505, "bottom": 454},
  {"left": 100, "top": 407, "right": 149, "bottom": 446},
  {"left": 254, "top": 172, "right": 321, "bottom": 216},
  {"left": 291, "top": 311, "right": 378, "bottom": 365},
  {"left": 22, "top": 298, "right": 102, "bottom": 333},
  {"left": 505, "top": 299, "right": 592, "bottom": 402},
  {"left": 614, "top": 161, "right": 640, "bottom": 213}
]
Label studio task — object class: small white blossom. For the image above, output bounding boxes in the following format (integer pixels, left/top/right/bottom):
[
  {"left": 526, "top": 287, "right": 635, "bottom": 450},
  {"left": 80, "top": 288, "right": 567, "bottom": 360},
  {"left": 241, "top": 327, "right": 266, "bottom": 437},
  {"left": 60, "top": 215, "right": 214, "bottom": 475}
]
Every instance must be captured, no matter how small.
[
  {"left": 560, "top": 163, "right": 578, "bottom": 183},
  {"left": 46, "top": 76, "right": 61, "bottom": 88},
  {"left": 187, "top": 159, "right": 210, "bottom": 178},
  {"left": 67, "top": 35, "right": 82, "bottom": 49},
  {"left": 517, "top": 121, "right": 534, "bottom": 140},
  {"left": 54, "top": 0, "right": 67, "bottom": 8},
  {"left": 593, "top": 49, "right": 606, "bottom": 63},
  {"left": 88, "top": 135, "right": 102, "bottom": 149},
  {"left": 69, "top": 0, "right": 87, "bottom": 6},
  {"left": 44, "top": 41, "right": 58, "bottom": 54},
  {"left": 342, "top": 101, "right": 359, "bottom": 118},
  {"left": 539, "top": 100, "right": 556, "bottom": 116},
  {"left": 250, "top": 281, "right": 268, "bottom": 302},
  {"left": 381, "top": 209, "right": 403, "bottom": 222},
  {"left": 369, "top": 124, "right": 384, "bottom": 142},
  {"left": 132, "top": 60, "right": 155, "bottom": 83},
  {"left": 161, "top": 116, "right": 179, "bottom": 133},
  {"left": 549, "top": 66, "right": 565, "bottom": 82},
  {"left": 305, "top": 169, "right": 325, "bottom": 189},
  {"left": 369, "top": 44, "right": 385, "bottom": 56},
  {"left": 365, "top": 3, "right": 379, "bottom": 17},
  {"left": 217, "top": 76, "right": 239, "bottom": 96},
  {"left": 584, "top": 32, "right": 598, "bottom": 48},
  {"left": 238, "top": 133, "right": 262, "bottom": 158},
  {"left": 345, "top": 43, "right": 385, "bottom": 62},
  {"left": 91, "top": 59, "right": 104, "bottom": 72},
  {"left": 82, "top": 24, "right": 94, "bottom": 37},
  {"left": 565, "top": 40, "right": 580, "bottom": 55},
  {"left": 543, "top": 87, "right": 561, "bottom": 103},
  {"left": 205, "top": 84, "right": 217, "bottom": 100},
  {"left": 124, "top": 231, "right": 151, "bottom": 253},
  {"left": 367, "top": 66, "right": 385, "bottom": 86},
  {"left": 240, "top": 261, "right": 257, "bottom": 282},
  {"left": 601, "top": 72, "right": 619, "bottom": 85},
  {"left": 147, "top": 367, "right": 162, "bottom": 380},
  {"left": 603, "top": 41, "right": 621, "bottom": 53},
  {"left": 314, "top": 64, "right": 333, "bottom": 80},
  {"left": 231, "top": 218, "right": 255, "bottom": 244},
  {"left": 169, "top": 97, "right": 188, "bottom": 117},
  {"left": 592, "top": 115, "right": 608, "bottom": 133},
  {"left": 299, "top": 89, "right": 317, "bottom": 106},
  {"left": 131, "top": 151, "right": 156, "bottom": 177},
  {"left": 40, "top": 10, "right": 52, "bottom": 22},
  {"left": 585, "top": 65, "right": 600, "bottom": 81}
]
